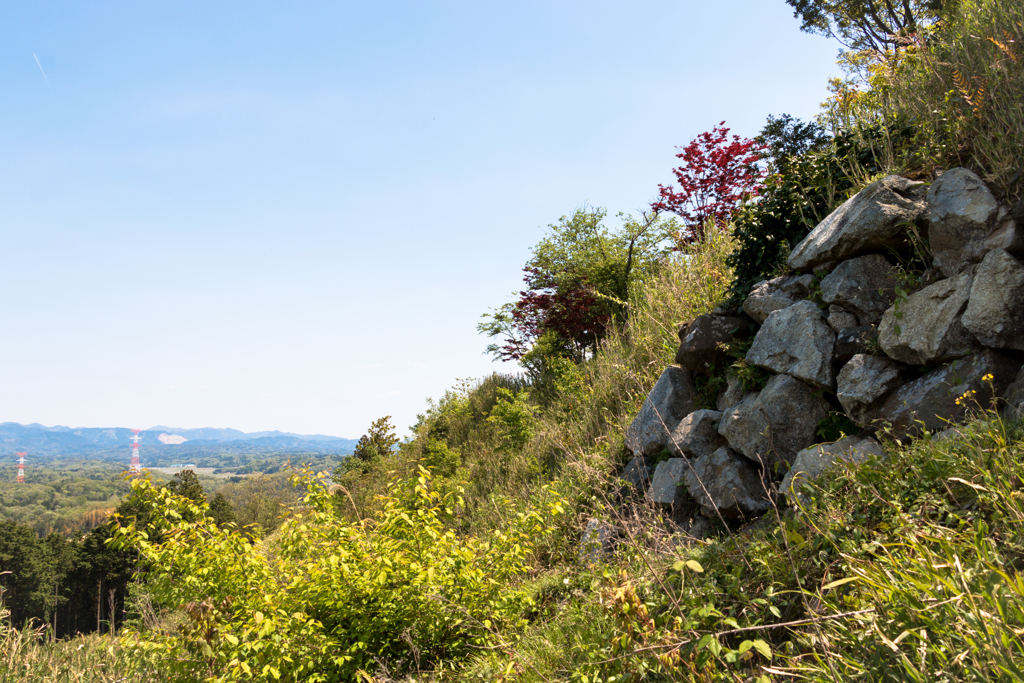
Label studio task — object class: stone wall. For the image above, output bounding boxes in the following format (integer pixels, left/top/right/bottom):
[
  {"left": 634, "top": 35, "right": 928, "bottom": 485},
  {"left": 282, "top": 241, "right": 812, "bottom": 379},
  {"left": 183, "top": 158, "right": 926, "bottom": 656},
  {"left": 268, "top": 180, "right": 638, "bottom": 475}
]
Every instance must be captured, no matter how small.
[{"left": 622, "top": 169, "right": 1024, "bottom": 524}]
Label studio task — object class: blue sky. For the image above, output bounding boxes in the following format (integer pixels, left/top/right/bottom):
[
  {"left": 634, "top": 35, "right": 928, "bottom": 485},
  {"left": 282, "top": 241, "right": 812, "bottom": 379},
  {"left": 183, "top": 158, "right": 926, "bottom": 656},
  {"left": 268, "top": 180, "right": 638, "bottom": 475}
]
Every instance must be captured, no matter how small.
[{"left": 0, "top": 1, "right": 840, "bottom": 437}]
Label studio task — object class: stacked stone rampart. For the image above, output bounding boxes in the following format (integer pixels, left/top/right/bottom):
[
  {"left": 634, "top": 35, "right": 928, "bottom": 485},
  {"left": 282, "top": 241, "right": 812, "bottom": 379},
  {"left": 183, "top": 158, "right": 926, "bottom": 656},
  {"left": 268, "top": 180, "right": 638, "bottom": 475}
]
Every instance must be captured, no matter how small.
[{"left": 622, "top": 169, "right": 1024, "bottom": 524}]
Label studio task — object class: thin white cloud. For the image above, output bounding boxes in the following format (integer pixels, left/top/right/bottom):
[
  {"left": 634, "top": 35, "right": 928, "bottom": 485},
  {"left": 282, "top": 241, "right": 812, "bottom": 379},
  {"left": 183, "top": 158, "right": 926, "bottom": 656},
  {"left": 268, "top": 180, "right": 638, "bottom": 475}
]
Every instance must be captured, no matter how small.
[{"left": 33, "top": 53, "right": 48, "bottom": 83}]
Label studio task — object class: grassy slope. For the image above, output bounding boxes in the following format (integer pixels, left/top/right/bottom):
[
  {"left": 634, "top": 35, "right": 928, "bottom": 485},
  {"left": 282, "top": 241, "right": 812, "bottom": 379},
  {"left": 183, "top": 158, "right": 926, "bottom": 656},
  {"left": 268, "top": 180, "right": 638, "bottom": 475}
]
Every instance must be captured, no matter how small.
[{"left": 6, "top": 2, "right": 1024, "bottom": 678}]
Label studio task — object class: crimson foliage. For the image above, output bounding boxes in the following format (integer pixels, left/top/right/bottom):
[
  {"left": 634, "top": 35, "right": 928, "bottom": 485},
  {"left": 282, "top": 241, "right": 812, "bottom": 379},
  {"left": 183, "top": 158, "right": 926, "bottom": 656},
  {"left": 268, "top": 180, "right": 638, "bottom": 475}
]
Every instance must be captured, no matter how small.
[
  {"left": 652, "top": 122, "right": 765, "bottom": 241},
  {"left": 486, "top": 266, "right": 609, "bottom": 363}
]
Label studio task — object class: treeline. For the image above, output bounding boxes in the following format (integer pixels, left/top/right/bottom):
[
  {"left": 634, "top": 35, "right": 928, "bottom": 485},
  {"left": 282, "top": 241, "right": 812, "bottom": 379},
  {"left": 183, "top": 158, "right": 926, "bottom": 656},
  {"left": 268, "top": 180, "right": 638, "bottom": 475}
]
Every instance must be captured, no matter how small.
[
  {"left": 0, "top": 518, "right": 132, "bottom": 638},
  {"left": 0, "top": 461, "right": 129, "bottom": 537},
  {"left": 0, "top": 468, "right": 304, "bottom": 638}
]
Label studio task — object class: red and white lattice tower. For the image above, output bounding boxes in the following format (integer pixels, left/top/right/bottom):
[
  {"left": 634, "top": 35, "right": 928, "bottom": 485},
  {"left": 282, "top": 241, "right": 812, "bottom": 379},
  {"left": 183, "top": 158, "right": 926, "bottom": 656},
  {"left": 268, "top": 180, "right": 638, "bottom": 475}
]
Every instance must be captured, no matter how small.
[
  {"left": 15, "top": 452, "right": 27, "bottom": 484},
  {"left": 129, "top": 430, "right": 142, "bottom": 474}
]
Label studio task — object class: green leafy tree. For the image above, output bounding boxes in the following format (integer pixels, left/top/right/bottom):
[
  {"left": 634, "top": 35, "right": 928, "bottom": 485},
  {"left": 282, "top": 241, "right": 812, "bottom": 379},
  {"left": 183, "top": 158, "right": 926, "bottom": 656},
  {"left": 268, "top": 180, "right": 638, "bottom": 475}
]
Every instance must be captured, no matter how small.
[
  {"left": 337, "top": 415, "right": 401, "bottom": 477},
  {"left": 785, "top": 0, "right": 949, "bottom": 52},
  {"left": 166, "top": 469, "right": 205, "bottom": 504},
  {"left": 208, "top": 492, "right": 237, "bottom": 529},
  {"left": 479, "top": 207, "right": 677, "bottom": 372}
]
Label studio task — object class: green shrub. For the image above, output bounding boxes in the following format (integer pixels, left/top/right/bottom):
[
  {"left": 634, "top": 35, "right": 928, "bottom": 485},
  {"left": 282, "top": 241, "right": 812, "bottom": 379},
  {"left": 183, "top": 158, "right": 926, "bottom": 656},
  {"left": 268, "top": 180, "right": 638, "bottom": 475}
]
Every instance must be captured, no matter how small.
[{"left": 111, "top": 470, "right": 565, "bottom": 681}]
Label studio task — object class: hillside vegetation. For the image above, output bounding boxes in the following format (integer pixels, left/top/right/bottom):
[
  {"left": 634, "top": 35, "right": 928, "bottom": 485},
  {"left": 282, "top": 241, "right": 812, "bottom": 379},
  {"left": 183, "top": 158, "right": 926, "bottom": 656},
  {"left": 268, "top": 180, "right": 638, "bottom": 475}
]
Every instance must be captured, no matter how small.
[{"left": 4, "top": 0, "right": 1024, "bottom": 680}]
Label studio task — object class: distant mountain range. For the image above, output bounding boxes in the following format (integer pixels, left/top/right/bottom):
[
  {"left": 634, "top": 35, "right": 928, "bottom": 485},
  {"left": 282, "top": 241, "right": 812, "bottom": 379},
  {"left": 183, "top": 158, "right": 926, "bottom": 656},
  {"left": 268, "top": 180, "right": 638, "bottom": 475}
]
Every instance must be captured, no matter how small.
[{"left": 0, "top": 422, "right": 358, "bottom": 462}]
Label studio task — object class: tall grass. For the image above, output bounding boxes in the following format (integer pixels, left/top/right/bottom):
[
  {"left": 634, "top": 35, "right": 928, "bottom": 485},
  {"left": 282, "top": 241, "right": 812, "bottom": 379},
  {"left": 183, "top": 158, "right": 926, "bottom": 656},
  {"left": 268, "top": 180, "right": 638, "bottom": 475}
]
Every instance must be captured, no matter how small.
[
  {"left": 0, "top": 629, "right": 143, "bottom": 683},
  {"left": 826, "top": 0, "right": 1024, "bottom": 200},
  {"left": 889, "top": 0, "right": 1024, "bottom": 201}
]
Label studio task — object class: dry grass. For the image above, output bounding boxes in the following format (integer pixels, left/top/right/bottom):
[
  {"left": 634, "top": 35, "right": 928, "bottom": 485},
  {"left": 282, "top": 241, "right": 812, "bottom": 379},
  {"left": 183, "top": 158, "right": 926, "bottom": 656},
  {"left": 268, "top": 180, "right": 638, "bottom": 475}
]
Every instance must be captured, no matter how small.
[{"left": 0, "top": 628, "right": 145, "bottom": 683}]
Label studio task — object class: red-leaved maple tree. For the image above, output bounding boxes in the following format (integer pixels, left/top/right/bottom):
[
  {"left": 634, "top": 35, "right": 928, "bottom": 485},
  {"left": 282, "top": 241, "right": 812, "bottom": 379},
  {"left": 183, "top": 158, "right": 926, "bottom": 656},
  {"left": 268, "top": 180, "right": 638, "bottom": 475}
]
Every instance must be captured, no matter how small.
[
  {"left": 652, "top": 122, "right": 765, "bottom": 242},
  {"left": 490, "top": 265, "right": 610, "bottom": 363}
]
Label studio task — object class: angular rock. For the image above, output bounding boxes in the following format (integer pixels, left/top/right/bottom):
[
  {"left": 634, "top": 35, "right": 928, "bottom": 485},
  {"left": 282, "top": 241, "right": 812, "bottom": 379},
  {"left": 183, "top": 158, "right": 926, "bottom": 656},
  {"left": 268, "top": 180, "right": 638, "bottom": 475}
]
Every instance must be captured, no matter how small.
[
  {"left": 683, "top": 447, "right": 771, "bottom": 520},
  {"left": 788, "top": 175, "right": 928, "bottom": 271},
  {"left": 979, "top": 213, "right": 1024, "bottom": 256},
  {"left": 928, "top": 168, "right": 1002, "bottom": 277},
  {"left": 865, "top": 349, "right": 1022, "bottom": 439},
  {"left": 742, "top": 274, "right": 815, "bottom": 324},
  {"left": 625, "top": 368, "right": 697, "bottom": 458},
  {"left": 1003, "top": 366, "right": 1024, "bottom": 418},
  {"left": 619, "top": 456, "right": 654, "bottom": 490},
  {"left": 834, "top": 326, "right": 879, "bottom": 364},
  {"left": 746, "top": 300, "right": 835, "bottom": 389},
  {"left": 668, "top": 409, "right": 726, "bottom": 459},
  {"left": 820, "top": 254, "right": 899, "bottom": 325},
  {"left": 962, "top": 249, "right": 1024, "bottom": 351},
  {"left": 647, "top": 458, "right": 687, "bottom": 507},
  {"left": 716, "top": 374, "right": 748, "bottom": 412},
  {"left": 675, "top": 314, "right": 743, "bottom": 373},
  {"left": 827, "top": 305, "right": 859, "bottom": 333},
  {"left": 780, "top": 437, "right": 885, "bottom": 505},
  {"left": 837, "top": 354, "right": 907, "bottom": 423},
  {"left": 878, "top": 270, "right": 980, "bottom": 365},
  {"left": 718, "top": 374, "right": 831, "bottom": 469},
  {"left": 579, "top": 518, "right": 615, "bottom": 565}
]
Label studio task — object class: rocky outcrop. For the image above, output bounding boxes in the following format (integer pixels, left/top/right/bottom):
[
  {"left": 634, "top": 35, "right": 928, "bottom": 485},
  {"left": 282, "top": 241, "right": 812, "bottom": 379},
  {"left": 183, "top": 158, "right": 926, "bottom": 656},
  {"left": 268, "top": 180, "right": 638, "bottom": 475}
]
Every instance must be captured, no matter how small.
[
  {"left": 820, "top": 254, "right": 899, "bottom": 325},
  {"left": 788, "top": 175, "right": 928, "bottom": 271},
  {"left": 865, "top": 349, "right": 1021, "bottom": 439},
  {"left": 620, "top": 170, "right": 1024, "bottom": 529},
  {"left": 718, "top": 374, "right": 831, "bottom": 468},
  {"left": 647, "top": 458, "right": 687, "bottom": 507},
  {"left": 668, "top": 409, "right": 726, "bottom": 459},
  {"left": 625, "top": 368, "right": 696, "bottom": 457},
  {"left": 746, "top": 300, "right": 835, "bottom": 389},
  {"left": 928, "top": 168, "right": 1004, "bottom": 277},
  {"left": 962, "top": 250, "right": 1024, "bottom": 351},
  {"left": 675, "top": 314, "right": 743, "bottom": 373},
  {"left": 683, "top": 447, "right": 771, "bottom": 520},
  {"left": 742, "top": 274, "right": 815, "bottom": 324},
  {"left": 837, "top": 354, "right": 906, "bottom": 424},
  {"left": 780, "top": 436, "right": 885, "bottom": 505},
  {"left": 877, "top": 270, "right": 980, "bottom": 365}
]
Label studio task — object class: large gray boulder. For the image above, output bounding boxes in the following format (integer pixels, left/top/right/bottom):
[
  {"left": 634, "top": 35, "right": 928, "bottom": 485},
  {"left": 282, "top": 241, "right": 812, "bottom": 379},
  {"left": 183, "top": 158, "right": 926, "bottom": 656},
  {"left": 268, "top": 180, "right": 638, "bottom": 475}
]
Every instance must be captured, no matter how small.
[
  {"left": 780, "top": 436, "right": 885, "bottom": 505},
  {"left": 865, "top": 349, "right": 1022, "bottom": 439},
  {"left": 788, "top": 175, "right": 928, "bottom": 271},
  {"left": 718, "top": 373, "right": 831, "bottom": 469},
  {"left": 647, "top": 458, "right": 687, "bottom": 507},
  {"left": 683, "top": 447, "right": 771, "bottom": 520},
  {"left": 625, "top": 368, "right": 697, "bottom": 457},
  {"left": 746, "top": 300, "right": 835, "bottom": 389},
  {"left": 668, "top": 409, "right": 726, "bottom": 459},
  {"left": 820, "top": 254, "right": 899, "bottom": 325},
  {"left": 928, "top": 168, "right": 1003, "bottom": 277},
  {"left": 877, "top": 270, "right": 980, "bottom": 365},
  {"left": 837, "top": 354, "right": 907, "bottom": 424},
  {"left": 675, "top": 314, "right": 743, "bottom": 373},
  {"left": 742, "top": 274, "right": 815, "bottom": 324},
  {"left": 962, "top": 249, "right": 1024, "bottom": 351}
]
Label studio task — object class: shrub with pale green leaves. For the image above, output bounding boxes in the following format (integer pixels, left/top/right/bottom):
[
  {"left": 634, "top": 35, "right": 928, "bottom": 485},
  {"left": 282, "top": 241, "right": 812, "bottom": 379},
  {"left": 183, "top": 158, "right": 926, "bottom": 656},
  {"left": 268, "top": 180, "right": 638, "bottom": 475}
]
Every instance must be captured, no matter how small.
[{"left": 110, "top": 469, "right": 565, "bottom": 681}]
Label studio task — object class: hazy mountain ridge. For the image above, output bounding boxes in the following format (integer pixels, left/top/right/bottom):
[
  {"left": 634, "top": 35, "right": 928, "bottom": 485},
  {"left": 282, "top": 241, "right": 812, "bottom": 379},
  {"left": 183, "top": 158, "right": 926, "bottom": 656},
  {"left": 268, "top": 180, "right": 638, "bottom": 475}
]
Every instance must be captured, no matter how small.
[{"left": 0, "top": 422, "right": 358, "bottom": 460}]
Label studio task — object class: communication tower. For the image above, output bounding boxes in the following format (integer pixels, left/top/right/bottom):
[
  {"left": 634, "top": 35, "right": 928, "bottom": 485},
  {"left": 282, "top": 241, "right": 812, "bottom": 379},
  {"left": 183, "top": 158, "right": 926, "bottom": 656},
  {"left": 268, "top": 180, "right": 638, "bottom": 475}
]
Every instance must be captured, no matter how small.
[
  {"left": 15, "top": 452, "right": 27, "bottom": 483},
  {"left": 129, "top": 430, "right": 142, "bottom": 474}
]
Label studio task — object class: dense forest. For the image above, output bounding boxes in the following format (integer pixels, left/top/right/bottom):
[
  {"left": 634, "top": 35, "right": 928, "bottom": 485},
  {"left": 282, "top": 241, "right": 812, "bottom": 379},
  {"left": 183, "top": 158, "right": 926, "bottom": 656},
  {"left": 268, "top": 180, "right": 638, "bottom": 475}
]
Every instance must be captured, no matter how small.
[{"left": 4, "top": 0, "right": 1024, "bottom": 681}]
